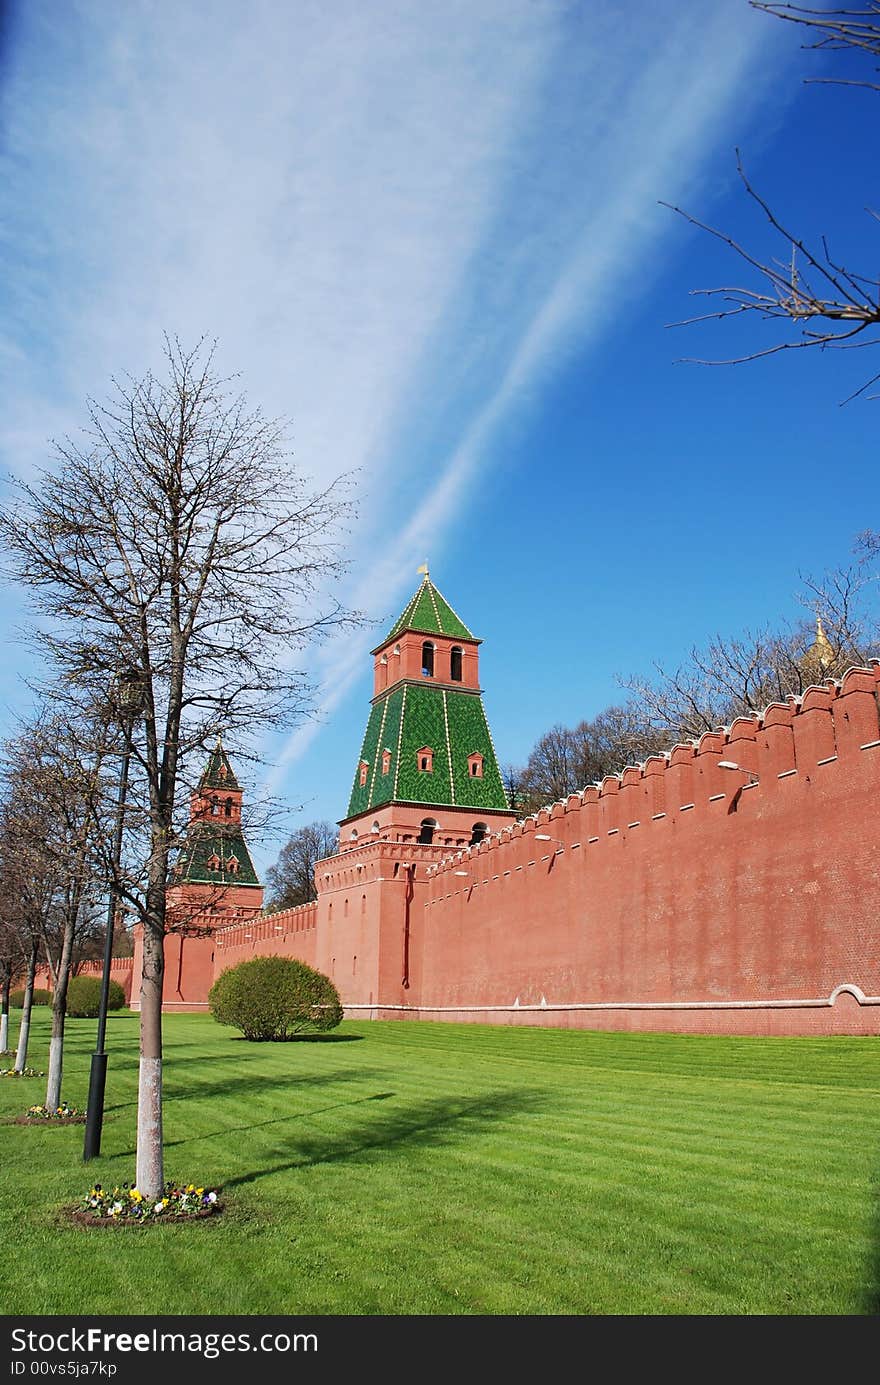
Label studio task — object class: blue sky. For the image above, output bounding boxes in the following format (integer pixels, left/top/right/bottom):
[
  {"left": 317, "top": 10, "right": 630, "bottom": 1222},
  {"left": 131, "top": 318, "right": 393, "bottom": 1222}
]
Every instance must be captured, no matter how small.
[{"left": 1, "top": 1, "right": 877, "bottom": 875}]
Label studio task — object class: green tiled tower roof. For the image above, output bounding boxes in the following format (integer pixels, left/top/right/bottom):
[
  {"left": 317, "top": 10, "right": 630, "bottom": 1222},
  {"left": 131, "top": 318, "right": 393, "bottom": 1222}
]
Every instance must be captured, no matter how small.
[
  {"left": 199, "top": 740, "right": 241, "bottom": 791},
  {"left": 174, "top": 823, "right": 261, "bottom": 887},
  {"left": 347, "top": 685, "right": 509, "bottom": 817},
  {"left": 379, "top": 576, "right": 476, "bottom": 648},
  {"left": 174, "top": 741, "right": 259, "bottom": 887}
]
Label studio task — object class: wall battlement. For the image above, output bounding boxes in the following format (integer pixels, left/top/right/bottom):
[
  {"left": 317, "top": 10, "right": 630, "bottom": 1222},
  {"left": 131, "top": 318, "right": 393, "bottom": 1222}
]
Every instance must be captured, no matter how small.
[{"left": 425, "top": 664, "right": 880, "bottom": 886}]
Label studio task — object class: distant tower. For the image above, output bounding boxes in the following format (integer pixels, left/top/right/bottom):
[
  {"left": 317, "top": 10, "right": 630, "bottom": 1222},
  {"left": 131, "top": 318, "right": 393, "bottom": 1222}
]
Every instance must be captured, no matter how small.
[
  {"left": 802, "top": 615, "right": 836, "bottom": 682},
  {"left": 340, "top": 572, "right": 515, "bottom": 849},
  {"left": 132, "top": 738, "right": 263, "bottom": 1012}
]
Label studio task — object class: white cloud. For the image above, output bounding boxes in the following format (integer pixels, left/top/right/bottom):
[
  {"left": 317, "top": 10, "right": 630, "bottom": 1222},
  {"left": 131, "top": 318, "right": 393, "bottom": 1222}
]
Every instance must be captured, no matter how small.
[{"left": 0, "top": 0, "right": 790, "bottom": 790}]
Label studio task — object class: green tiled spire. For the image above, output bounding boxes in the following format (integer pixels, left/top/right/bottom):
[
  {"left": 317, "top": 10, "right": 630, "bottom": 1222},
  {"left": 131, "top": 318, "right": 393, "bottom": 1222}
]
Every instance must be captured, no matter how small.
[
  {"left": 381, "top": 576, "right": 476, "bottom": 646},
  {"left": 347, "top": 685, "right": 508, "bottom": 816},
  {"left": 199, "top": 739, "right": 241, "bottom": 791},
  {"left": 349, "top": 576, "right": 508, "bottom": 820},
  {"left": 174, "top": 823, "right": 260, "bottom": 887},
  {"left": 174, "top": 741, "right": 260, "bottom": 887}
]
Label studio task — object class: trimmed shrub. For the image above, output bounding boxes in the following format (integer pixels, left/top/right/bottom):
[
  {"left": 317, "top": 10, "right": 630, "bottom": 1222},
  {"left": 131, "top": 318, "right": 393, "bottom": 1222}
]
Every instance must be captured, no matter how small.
[
  {"left": 10, "top": 989, "right": 52, "bottom": 1008},
  {"left": 65, "top": 976, "right": 127, "bottom": 1018},
  {"left": 209, "top": 955, "right": 343, "bottom": 1041}
]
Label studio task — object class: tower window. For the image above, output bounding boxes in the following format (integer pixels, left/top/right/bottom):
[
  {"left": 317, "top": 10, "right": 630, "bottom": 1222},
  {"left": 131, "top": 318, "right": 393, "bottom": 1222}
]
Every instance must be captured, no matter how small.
[
  {"left": 417, "top": 747, "right": 434, "bottom": 773},
  {"left": 381, "top": 749, "right": 391, "bottom": 775},
  {"left": 470, "top": 822, "right": 488, "bottom": 845},
  {"left": 421, "top": 641, "right": 435, "bottom": 677},
  {"left": 467, "top": 753, "right": 484, "bottom": 778},
  {"left": 210, "top": 797, "right": 219, "bottom": 815},
  {"left": 418, "top": 818, "right": 438, "bottom": 844},
  {"left": 226, "top": 855, "right": 239, "bottom": 874},
  {"left": 359, "top": 761, "right": 369, "bottom": 787},
  {"left": 207, "top": 853, "right": 221, "bottom": 871},
  {"left": 224, "top": 797, "right": 233, "bottom": 817},
  {"left": 450, "top": 646, "right": 463, "bottom": 681}
]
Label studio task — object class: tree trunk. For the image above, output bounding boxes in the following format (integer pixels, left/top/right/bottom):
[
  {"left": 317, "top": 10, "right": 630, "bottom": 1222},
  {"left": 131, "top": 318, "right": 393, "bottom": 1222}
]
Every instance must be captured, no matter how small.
[
  {"left": 136, "top": 886, "right": 165, "bottom": 1198},
  {"left": 14, "top": 938, "right": 39, "bottom": 1073},
  {"left": 0, "top": 964, "right": 10, "bottom": 1053},
  {"left": 45, "top": 917, "right": 76, "bottom": 1111}
]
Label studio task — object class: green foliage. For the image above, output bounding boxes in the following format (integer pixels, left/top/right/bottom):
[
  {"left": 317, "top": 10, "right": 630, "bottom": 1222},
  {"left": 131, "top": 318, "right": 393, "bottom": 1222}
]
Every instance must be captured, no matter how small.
[
  {"left": 209, "top": 955, "right": 343, "bottom": 1040},
  {"left": 65, "top": 975, "right": 127, "bottom": 1018},
  {"left": 10, "top": 988, "right": 51, "bottom": 1008}
]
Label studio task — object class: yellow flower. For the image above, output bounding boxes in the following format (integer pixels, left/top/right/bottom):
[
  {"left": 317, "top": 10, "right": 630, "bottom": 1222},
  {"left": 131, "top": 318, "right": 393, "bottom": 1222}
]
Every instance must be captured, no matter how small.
[
  {"left": 131, "top": 1189, "right": 143, "bottom": 1202},
  {"left": 196, "top": 1188, "right": 204, "bottom": 1196}
]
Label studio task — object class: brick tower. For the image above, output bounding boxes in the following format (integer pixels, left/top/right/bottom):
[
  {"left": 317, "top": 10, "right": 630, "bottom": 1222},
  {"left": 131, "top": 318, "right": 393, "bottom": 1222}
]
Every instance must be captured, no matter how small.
[
  {"left": 131, "top": 738, "right": 263, "bottom": 1011},
  {"left": 313, "top": 572, "right": 516, "bottom": 1008},
  {"left": 341, "top": 570, "right": 514, "bottom": 848}
]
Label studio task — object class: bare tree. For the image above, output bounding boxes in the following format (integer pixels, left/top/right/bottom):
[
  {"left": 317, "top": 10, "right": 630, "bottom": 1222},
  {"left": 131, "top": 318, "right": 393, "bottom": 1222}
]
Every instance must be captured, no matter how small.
[
  {"left": 1, "top": 709, "right": 110, "bottom": 1110},
  {"left": 515, "top": 705, "right": 672, "bottom": 810},
  {"left": 0, "top": 804, "right": 51, "bottom": 1073},
  {"left": 0, "top": 338, "right": 357, "bottom": 1196},
  {"left": 263, "top": 821, "right": 340, "bottom": 911},
  {"left": 665, "top": 3, "right": 880, "bottom": 402},
  {"left": 0, "top": 919, "right": 22, "bottom": 1054},
  {"left": 622, "top": 584, "right": 872, "bottom": 741}
]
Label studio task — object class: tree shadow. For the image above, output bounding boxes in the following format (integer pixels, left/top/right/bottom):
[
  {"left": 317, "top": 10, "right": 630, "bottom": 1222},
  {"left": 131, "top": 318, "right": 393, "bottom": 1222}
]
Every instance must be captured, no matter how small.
[
  {"left": 226, "top": 1032, "right": 364, "bottom": 1043},
  {"left": 106, "top": 1069, "right": 388, "bottom": 1124},
  {"left": 222, "top": 1086, "right": 549, "bottom": 1189},
  {"left": 163, "top": 1066, "right": 386, "bottom": 1105},
  {"left": 863, "top": 1162, "right": 880, "bottom": 1315},
  {"left": 162, "top": 1092, "right": 396, "bottom": 1149}
]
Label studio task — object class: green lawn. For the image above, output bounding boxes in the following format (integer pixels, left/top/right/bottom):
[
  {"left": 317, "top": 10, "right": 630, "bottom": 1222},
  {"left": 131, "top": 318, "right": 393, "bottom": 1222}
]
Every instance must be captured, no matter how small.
[{"left": 1, "top": 1008, "right": 878, "bottom": 1315}]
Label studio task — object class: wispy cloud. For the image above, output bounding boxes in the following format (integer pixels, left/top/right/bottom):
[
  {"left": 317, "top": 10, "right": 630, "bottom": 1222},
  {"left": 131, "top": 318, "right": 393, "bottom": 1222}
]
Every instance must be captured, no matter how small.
[{"left": 0, "top": 1, "right": 788, "bottom": 790}]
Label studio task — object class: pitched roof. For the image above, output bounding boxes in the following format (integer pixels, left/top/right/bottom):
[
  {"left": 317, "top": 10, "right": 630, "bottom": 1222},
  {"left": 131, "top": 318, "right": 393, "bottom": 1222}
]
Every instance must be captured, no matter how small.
[
  {"left": 379, "top": 577, "right": 476, "bottom": 648},
  {"left": 346, "top": 683, "right": 509, "bottom": 817},
  {"left": 173, "top": 822, "right": 260, "bottom": 887},
  {"left": 198, "top": 739, "right": 241, "bottom": 791}
]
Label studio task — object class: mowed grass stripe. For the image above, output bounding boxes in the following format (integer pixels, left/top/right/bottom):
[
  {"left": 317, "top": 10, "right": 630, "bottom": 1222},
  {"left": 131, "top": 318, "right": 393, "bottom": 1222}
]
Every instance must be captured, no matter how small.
[{"left": 1, "top": 1010, "right": 878, "bottom": 1315}]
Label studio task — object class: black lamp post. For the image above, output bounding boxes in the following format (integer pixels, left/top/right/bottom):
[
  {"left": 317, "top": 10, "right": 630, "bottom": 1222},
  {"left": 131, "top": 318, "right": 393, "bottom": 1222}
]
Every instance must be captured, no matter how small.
[{"left": 83, "top": 669, "right": 143, "bottom": 1162}]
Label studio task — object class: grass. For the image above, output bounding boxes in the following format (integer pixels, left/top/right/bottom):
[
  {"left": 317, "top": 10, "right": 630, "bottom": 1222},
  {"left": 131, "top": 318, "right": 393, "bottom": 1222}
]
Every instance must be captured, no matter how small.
[{"left": 0, "top": 1008, "right": 878, "bottom": 1315}]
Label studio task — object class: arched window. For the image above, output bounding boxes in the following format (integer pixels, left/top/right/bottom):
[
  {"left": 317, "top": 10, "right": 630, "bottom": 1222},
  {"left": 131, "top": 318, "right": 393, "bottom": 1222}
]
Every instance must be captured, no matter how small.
[
  {"left": 417, "top": 747, "right": 434, "bottom": 773},
  {"left": 210, "top": 797, "right": 219, "bottom": 815},
  {"left": 421, "top": 641, "right": 435, "bottom": 677},
  {"left": 349, "top": 828, "right": 358, "bottom": 840},
  {"left": 359, "top": 761, "right": 369, "bottom": 787},
  {"left": 418, "top": 818, "right": 438, "bottom": 845},
  {"left": 470, "top": 822, "right": 488, "bottom": 846},
  {"left": 381, "top": 749, "right": 391, "bottom": 775},
  {"left": 207, "top": 853, "right": 221, "bottom": 871},
  {"left": 467, "top": 753, "right": 484, "bottom": 779},
  {"left": 450, "top": 646, "right": 463, "bottom": 681},
  {"left": 226, "top": 855, "right": 240, "bottom": 874},
  {"left": 224, "top": 797, "right": 233, "bottom": 817}
]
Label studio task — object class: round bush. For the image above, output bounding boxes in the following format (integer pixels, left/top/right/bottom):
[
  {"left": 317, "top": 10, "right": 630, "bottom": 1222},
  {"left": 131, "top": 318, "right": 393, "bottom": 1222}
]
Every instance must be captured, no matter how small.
[
  {"left": 9, "top": 988, "right": 51, "bottom": 1008},
  {"left": 65, "top": 976, "right": 127, "bottom": 1018},
  {"left": 209, "top": 955, "right": 343, "bottom": 1041}
]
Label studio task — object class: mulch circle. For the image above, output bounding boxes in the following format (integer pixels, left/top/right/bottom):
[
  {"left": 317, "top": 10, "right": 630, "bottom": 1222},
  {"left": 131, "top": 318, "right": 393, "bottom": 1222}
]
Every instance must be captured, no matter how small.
[
  {"left": 68, "top": 1204, "right": 223, "bottom": 1229},
  {"left": 14, "top": 1114, "right": 86, "bottom": 1125}
]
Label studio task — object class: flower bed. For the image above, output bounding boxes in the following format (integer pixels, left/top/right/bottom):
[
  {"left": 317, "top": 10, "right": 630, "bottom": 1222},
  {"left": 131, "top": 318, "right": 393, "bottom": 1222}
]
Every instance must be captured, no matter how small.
[
  {"left": 16, "top": 1103, "right": 84, "bottom": 1125},
  {"left": 0, "top": 1067, "right": 44, "bottom": 1078},
  {"left": 73, "top": 1183, "right": 222, "bottom": 1226}
]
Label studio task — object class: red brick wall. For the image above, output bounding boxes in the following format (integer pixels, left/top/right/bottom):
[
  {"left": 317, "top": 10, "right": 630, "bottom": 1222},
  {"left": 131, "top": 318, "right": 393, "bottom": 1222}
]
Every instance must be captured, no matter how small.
[
  {"left": 345, "top": 666, "right": 880, "bottom": 1035},
  {"left": 213, "top": 902, "right": 318, "bottom": 974}
]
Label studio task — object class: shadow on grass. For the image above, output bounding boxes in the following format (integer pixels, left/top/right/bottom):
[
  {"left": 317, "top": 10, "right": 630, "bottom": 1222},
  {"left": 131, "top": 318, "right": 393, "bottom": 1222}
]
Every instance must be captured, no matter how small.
[
  {"left": 164, "top": 1066, "right": 385, "bottom": 1103},
  {"left": 163, "top": 1092, "right": 396, "bottom": 1149},
  {"left": 108, "top": 1067, "right": 389, "bottom": 1123},
  {"left": 226, "top": 1033, "right": 364, "bottom": 1044},
  {"left": 222, "top": 1086, "right": 549, "bottom": 1188},
  {"left": 864, "top": 1161, "right": 880, "bottom": 1315}
]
